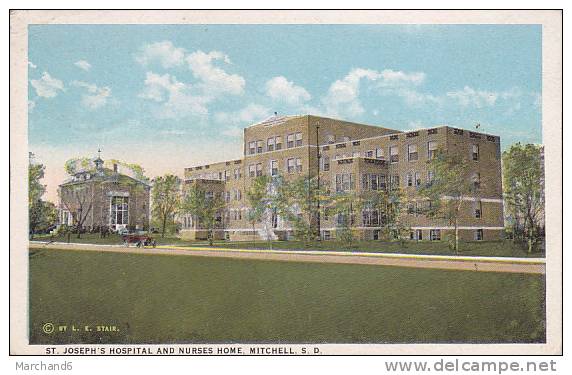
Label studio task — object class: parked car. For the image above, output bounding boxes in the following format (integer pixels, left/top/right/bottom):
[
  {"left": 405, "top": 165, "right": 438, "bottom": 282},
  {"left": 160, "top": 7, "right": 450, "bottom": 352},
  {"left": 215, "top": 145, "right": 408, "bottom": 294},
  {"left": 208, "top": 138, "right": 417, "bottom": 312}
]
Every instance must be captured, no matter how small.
[{"left": 121, "top": 233, "right": 156, "bottom": 248}]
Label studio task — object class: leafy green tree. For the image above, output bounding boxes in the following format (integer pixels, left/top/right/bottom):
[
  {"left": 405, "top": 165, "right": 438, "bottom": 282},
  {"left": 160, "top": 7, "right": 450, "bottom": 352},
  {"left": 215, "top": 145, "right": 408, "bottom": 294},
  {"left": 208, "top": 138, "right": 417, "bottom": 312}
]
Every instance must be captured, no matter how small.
[
  {"left": 361, "top": 188, "right": 409, "bottom": 245},
  {"left": 180, "top": 183, "right": 225, "bottom": 245},
  {"left": 273, "top": 176, "right": 327, "bottom": 245},
  {"left": 419, "top": 151, "right": 475, "bottom": 253},
  {"left": 30, "top": 201, "right": 58, "bottom": 236},
  {"left": 246, "top": 175, "right": 272, "bottom": 246},
  {"left": 151, "top": 174, "right": 181, "bottom": 238},
  {"left": 328, "top": 191, "right": 362, "bottom": 248},
  {"left": 503, "top": 143, "right": 545, "bottom": 253},
  {"left": 29, "top": 153, "right": 46, "bottom": 206}
]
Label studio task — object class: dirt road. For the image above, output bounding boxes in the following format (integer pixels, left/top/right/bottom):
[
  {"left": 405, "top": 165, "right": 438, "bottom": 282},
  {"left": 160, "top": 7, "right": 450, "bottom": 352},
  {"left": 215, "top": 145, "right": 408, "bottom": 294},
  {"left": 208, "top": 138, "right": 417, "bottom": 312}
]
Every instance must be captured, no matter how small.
[{"left": 29, "top": 242, "right": 545, "bottom": 274}]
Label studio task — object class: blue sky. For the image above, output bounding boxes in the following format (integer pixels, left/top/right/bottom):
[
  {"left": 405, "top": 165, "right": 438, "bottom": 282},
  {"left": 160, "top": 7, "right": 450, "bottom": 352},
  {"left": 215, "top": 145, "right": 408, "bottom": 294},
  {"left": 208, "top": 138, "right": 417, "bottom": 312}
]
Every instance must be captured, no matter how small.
[{"left": 28, "top": 24, "right": 542, "bottom": 202}]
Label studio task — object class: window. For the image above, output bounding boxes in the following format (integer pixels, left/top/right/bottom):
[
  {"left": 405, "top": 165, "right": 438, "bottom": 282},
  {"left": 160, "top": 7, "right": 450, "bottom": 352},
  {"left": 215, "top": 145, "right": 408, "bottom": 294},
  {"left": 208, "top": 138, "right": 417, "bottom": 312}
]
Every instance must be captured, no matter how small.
[
  {"left": 224, "top": 170, "right": 230, "bottom": 181},
  {"left": 352, "top": 151, "right": 361, "bottom": 158},
  {"left": 371, "top": 174, "right": 378, "bottom": 190},
  {"left": 416, "top": 229, "right": 423, "bottom": 241},
  {"left": 342, "top": 136, "right": 351, "bottom": 142},
  {"left": 427, "top": 170, "right": 435, "bottom": 184},
  {"left": 391, "top": 175, "right": 400, "bottom": 189},
  {"left": 225, "top": 191, "right": 231, "bottom": 203},
  {"left": 110, "top": 196, "right": 128, "bottom": 225},
  {"left": 379, "top": 175, "right": 386, "bottom": 190},
  {"left": 267, "top": 137, "right": 275, "bottom": 152},
  {"left": 475, "top": 229, "right": 483, "bottom": 241},
  {"left": 475, "top": 200, "right": 482, "bottom": 218},
  {"left": 275, "top": 136, "right": 283, "bottom": 150},
  {"left": 270, "top": 160, "right": 279, "bottom": 176},
  {"left": 249, "top": 141, "right": 256, "bottom": 155},
  {"left": 326, "top": 134, "right": 335, "bottom": 144},
  {"left": 322, "top": 156, "right": 330, "bottom": 171},
  {"left": 472, "top": 172, "right": 481, "bottom": 190},
  {"left": 287, "top": 134, "right": 295, "bottom": 148},
  {"left": 407, "top": 203, "right": 415, "bottom": 215},
  {"left": 256, "top": 163, "right": 263, "bottom": 177},
  {"left": 428, "top": 141, "right": 438, "bottom": 159},
  {"left": 472, "top": 144, "right": 479, "bottom": 161},
  {"left": 407, "top": 172, "right": 413, "bottom": 187},
  {"left": 415, "top": 172, "right": 421, "bottom": 186},
  {"left": 257, "top": 140, "right": 264, "bottom": 153},
  {"left": 362, "top": 174, "right": 370, "bottom": 190},
  {"left": 430, "top": 229, "right": 441, "bottom": 241},
  {"left": 390, "top": 146, "right": 399, "bottom": 163},
  {"left": 376, "top": 148, "right": 384, "bottom": 159},
  {"left": 323, "top": 230, "right": 331, "bottom": 240},
  {"left": 295, "top": 132, "right": 303, "bottom": 147},
  {"left": 336, "top": 173, "right": 355, "bottom": 192},
  {"left": 271, "top": 208, "right": 278, "bottom": 229},
  {"left": 248, "top": 164, "right": 256, "bottom": 178},
  {"left": 362, "top": 210, "right": 380, "bottom": 227},
  {"left": 234, "top": 168, "right": 241, "bottom": 180},
  {"left": 296, "top": 158, "right": 302, "bottom": 172},
  {"left": 408, "top": 144, "right": 418, "bottom": 161},
  {"left": 365, "top": 150, "right": 374, "bottom": 158},
  {"left": 287, "top": 158, "right": 296, "bottom": 173}
]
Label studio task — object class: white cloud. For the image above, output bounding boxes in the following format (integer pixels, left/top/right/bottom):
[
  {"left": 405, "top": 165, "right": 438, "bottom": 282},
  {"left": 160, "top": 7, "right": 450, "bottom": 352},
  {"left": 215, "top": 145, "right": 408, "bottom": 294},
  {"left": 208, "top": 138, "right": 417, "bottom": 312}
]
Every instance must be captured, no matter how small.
[
  {"left": 135, "top": 41, "right": 186, "bottom": 68},
  {"left": 265, "top": 76, "right": 311, "bottom": 106},
  {"left": 28, "top": 61, "right": 37, "bottom": 69},
  {"left": 138, "top": 72, "right": 209, "bottom": 119},
  {"left": 214, "top": 103, "right": 271, "bottom": 126},
  {"left": 322, "top": 68, "right": 381, "bottom": 117},
  {"left": 378, "top": 69, "right": 426, "bottom": 87},
  {"left": 71, "top": 80, "right": 112, "bottom": 110},
  {"left": 186, "top": 50, "right": 245, "bottom": 96},
  {"left": 446, "top": 86, "right": 499, "bottom": 108},
  {"left": 396, "top": 88, "right": 443, "bottom": 106},
  {"left": 320, "top": 68, "right": 427, "bottom": 117},
  {"left": 74, "top": 60, "right": 92, "bottom": 71},
  {"left": 30, "top": 72, "right": 64, "bottom": 98}
]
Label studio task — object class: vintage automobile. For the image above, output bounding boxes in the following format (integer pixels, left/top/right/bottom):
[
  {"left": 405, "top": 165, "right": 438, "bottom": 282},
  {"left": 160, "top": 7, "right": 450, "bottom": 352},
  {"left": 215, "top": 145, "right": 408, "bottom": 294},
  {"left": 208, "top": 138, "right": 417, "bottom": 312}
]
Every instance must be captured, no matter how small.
[{"left": 121, "top": 233, "right": 157, "bottom": 248}]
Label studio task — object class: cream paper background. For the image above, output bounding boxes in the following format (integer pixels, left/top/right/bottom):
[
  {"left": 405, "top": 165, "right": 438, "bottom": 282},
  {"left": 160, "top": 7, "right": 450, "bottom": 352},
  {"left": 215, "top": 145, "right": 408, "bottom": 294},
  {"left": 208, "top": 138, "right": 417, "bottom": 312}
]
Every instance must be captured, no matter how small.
[{"left": 9, "top": 9, "right": 562, "bottom": 355}]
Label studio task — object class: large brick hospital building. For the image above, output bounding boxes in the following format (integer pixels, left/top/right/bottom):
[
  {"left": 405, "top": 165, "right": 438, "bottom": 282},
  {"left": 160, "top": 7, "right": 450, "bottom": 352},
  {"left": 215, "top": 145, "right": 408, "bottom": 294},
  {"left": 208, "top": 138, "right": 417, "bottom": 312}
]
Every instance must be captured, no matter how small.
[{"left": 181, "top": 115, "right": 504, "bottom": 242}]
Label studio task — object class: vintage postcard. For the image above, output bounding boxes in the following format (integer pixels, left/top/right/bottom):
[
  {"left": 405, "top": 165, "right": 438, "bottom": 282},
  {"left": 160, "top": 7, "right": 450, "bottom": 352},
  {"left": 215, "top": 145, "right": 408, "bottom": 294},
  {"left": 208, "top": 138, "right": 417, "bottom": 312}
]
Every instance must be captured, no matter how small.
[{"left": 9, "top": 10, "right": 562, "bottom": 356}]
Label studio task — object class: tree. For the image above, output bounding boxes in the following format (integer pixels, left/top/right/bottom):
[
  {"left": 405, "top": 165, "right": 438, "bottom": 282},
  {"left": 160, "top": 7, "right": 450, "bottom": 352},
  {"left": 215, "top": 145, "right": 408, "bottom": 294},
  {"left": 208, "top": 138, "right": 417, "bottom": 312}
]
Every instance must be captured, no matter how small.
[
  {"left": 29, "top": 153, "right": 47, "bottom": 238},
  {"left": 59, "top": 184, "right": 94, "bottom": 238},
  {"left": 419, "top": 150, "right": 474, "bottom": 253},
  {"left": 180, "top": 183, "right": 225, "bottom": 245},
  {"left": 273, "top": 176, "right": 327, "bottom": 245},
  {"left": 246, "top": 175, "right": 272, "bottom": 246},
  {"left": 361, "top": 187, "right": 409, "bottom": 245},
  {"left": 503, "top": 143, "right": 545, "bottom": 253},
  {"left": 29, "top": 201, "right": 58, "bottom": 236},
  {"left": 151, "top": 175, "right": 181, "bottom": 238},
  {"left": 328, "top": 191, "right": 362, "bottom": 248}
]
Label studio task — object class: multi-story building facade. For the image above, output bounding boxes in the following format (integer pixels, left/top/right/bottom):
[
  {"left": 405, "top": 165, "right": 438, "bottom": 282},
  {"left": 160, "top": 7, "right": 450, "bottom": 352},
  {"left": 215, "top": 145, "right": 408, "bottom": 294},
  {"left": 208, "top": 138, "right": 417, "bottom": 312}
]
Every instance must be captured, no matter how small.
[
  {"left": 181, "top": 115, "right": 504, "bottom": 242},
  {"left": 59, "top": 157, "right": 151, "bottom": 232}
]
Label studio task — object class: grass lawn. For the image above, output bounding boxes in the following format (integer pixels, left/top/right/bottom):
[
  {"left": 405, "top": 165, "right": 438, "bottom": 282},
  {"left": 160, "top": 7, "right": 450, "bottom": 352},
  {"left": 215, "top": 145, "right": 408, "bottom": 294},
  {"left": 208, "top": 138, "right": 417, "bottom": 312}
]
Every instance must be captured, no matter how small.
[
  {"left": 29, "top": 248, "right": 545, "bottom": 344},
  {"left": 32, "top": 233, "right": 544, "bottom": 258}
]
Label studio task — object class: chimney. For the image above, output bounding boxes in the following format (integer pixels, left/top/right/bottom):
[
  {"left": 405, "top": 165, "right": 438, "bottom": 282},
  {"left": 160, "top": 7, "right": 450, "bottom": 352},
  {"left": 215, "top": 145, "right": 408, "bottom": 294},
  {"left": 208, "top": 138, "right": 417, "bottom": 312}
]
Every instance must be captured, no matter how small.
[{"left": 113, "top": 163, "right": 118, "bottom": 173}]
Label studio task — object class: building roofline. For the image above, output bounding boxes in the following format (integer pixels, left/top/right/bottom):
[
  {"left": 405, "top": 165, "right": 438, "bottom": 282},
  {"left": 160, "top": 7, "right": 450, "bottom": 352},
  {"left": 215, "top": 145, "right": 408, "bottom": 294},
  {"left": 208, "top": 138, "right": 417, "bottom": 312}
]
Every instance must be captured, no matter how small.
[{"left": 183, "top": 124, "right": 501, "bottom": 171}]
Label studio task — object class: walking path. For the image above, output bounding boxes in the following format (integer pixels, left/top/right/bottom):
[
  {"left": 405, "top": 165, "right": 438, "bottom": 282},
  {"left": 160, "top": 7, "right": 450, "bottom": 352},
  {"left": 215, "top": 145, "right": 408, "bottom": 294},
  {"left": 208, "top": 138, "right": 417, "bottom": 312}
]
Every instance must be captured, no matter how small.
[{"left": 29, "top": 241, "right": 545, "bottom": 274}]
